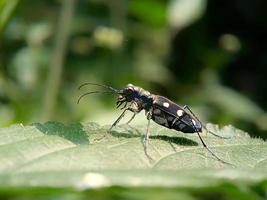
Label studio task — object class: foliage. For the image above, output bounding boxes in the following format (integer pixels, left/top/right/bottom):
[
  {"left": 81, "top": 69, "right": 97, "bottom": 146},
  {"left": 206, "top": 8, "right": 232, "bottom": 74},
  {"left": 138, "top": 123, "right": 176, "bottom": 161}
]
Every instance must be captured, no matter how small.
[
  {"left": 0, "top": 0, "right": 20, "bottom": 32},
  {"left": 0, "top": 0, "right": 266, "bottom": 140},
  {"left": 0, "top": 122, "right": 266, "bottom": 199}
]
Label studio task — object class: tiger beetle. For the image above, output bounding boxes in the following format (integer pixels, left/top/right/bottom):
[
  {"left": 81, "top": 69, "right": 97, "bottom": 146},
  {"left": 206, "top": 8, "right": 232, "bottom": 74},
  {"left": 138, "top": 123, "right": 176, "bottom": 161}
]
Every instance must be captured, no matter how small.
[{"left": 78, "top": 83, "right": 232, "bottom": 165}]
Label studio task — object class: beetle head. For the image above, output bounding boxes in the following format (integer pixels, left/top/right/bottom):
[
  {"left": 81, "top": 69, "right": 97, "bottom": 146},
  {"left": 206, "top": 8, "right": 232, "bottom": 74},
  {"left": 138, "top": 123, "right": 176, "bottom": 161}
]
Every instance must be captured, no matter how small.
[{"left": 117, "top": 84, "right": 138, "bottom": 103}]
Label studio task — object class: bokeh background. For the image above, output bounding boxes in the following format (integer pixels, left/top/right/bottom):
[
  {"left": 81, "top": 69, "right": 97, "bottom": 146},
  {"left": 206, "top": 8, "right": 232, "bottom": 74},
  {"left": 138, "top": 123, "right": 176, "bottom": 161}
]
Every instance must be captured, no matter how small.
[{"left": 0, "top": 0, "right": 267, "bottom": 139}]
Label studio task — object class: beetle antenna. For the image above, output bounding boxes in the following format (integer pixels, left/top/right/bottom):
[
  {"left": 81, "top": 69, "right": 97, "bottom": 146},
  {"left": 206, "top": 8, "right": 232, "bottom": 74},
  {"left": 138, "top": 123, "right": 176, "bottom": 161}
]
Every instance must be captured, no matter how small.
[
  {"left": 78, "top": 82, "right": 119, "bottom": 93},
  {"left": 77, "top": 91, "right": 113, "bottom": 104}
]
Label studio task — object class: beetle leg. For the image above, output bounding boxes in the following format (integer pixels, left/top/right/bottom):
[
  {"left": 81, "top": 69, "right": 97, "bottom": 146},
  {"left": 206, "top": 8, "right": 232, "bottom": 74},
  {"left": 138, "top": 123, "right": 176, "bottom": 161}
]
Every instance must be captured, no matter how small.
[
  {"left": 183, "top": 105, "right": 233, "bottom": 164},
  {"left": 183, "top": 105, "right": 230, "bottom": 139},
  {"left": 117, "top": 99, "right": 126, "bottom": 109},
  {"left": 143, "top": 109, "right": 152, "bottom": 158},
  {"left": 109, "top": 103, "right": 142, "bottom": 131},
  {"left": 190, "top": 122, "right": 234, "bottom": 165},
  {"left": 126, "top": 113, "right": 136, "bottom": 125},
  {"left": 196, "top": 131, "right": 233, "bottom": 165},
  {"left": 183, "top": 105, "right": 201, "bottom": 123},
  {"left": 126, "top": 102, "right": 141, "bottom": 125},
  {"left": 109, "top": 107, "right": 133, "bottom": 132},
  {"left": 170, "top": 115, "right": 181, "bottom": 128}
]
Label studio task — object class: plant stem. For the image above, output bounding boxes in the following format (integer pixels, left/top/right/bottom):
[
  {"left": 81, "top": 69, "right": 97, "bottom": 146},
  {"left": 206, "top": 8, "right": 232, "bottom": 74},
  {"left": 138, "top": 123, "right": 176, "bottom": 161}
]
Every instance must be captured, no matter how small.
[{"left": 42, "top": 0, "right": 76, "bottom": 121}]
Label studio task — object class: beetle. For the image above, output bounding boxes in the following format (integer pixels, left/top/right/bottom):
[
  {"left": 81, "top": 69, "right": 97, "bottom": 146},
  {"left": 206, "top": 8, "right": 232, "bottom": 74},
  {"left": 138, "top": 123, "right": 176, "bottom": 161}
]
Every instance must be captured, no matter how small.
[{"left": 78, "top": 82, "right": 231, "bottom": 164}]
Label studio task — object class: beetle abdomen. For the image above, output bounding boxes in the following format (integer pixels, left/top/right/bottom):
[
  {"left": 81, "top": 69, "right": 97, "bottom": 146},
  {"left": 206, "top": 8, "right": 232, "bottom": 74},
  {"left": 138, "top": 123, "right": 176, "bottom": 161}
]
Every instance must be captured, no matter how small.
[{"left": 151, "top": 96, "right": 202, "bottom": 133}]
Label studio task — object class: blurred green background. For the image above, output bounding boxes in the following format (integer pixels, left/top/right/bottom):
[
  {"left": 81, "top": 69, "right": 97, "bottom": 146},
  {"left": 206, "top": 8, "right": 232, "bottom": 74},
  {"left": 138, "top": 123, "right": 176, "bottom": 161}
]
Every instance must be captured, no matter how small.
[{"left": 0, "top": 0, "right": 267, "bottom": 139}]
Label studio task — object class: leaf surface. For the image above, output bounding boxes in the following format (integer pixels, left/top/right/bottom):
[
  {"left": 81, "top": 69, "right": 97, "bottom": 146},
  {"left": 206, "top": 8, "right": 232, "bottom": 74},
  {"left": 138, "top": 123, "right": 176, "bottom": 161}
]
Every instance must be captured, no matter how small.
[{"left": 0, "top": 122, "right": 266, "bottom": 191}]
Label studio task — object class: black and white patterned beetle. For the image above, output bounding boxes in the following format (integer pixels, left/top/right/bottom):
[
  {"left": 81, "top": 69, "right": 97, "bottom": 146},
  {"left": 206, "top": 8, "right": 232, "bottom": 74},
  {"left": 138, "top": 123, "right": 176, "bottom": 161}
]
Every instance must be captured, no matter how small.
[{"left": 78, "top": 83, "right": 231, "bottom": 164}]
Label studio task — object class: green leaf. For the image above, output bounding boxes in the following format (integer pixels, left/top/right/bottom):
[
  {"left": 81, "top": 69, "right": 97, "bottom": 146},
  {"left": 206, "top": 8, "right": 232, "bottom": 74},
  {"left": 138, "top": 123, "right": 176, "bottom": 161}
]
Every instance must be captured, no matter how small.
[
  {"left": 0, "top": 0, "right": 20, "bottom": 33},
  {"left": 128, "top": 0, "right": 166, "bottom": 27},
  {"left": 0, "top": 122, "right": 266, "bottom": 199}
]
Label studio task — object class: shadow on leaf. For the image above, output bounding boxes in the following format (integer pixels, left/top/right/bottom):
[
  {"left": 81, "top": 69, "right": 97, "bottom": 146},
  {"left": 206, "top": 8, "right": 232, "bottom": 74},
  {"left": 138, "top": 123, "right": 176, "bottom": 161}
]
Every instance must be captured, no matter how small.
[
  {"left": 109, "top": 130, "right": 141, "bottom": 138},
  {"left": 110, "top": 128, "right": 198, "bottom": 146},
  {"left": 109, "top": 125, "right": 142, "bottom": 138},
  {"left": 150, "top": 135, "right": 198, "bottom": 146},
  {"left": 32, "top": 122, "right": 89, "bottom": 145}
]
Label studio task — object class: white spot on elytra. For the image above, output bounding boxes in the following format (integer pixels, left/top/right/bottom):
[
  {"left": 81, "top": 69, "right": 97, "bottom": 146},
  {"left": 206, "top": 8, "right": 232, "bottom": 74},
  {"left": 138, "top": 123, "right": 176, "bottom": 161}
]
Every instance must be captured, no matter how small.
[
  {"left": 192, "top": 119, "right": 196, "bottom": 125},
  {"left": 177, "top": 109, "right": 184, "bottom": 117},
  {"left": 163, "top": 102, "right": 170, "bottom": 108}
]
